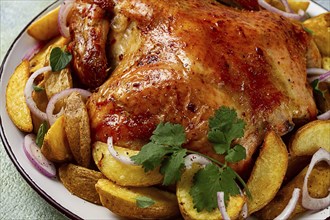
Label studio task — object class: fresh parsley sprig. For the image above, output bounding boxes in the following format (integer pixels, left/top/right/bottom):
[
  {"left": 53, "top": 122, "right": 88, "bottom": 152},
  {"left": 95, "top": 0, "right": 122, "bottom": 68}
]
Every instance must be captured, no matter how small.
[{"left": 130, "top": 106, "right": 250, "bottom": 212}]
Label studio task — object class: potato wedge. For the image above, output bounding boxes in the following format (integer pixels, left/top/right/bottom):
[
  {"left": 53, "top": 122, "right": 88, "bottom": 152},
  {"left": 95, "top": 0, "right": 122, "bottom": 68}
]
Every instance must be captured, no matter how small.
[
  {"left": 256, "top": 162, "right": 330, "bottom": 219},
  {"left": 41, "top": 115, "right": 72, "bottom": 162},
  {"left": 303, "top": 13, "right": 330, "bottom": 56},
  {"left": 289, "top": 120, "right": 330, "bottom": 157},
  {"left": 93, "top": 141, "right": 163, "bottom": 187},
  {"left": 323, "top": 56, "right": 330, "bottom": 70},
  {"left": 27, "top": 6, "right": 60, "bottom": 41},
  {"left": 246, "top": 130, "right": 288, "bottom": 215},
  {"left": 64, "top": 92, "right": 91, "bottom": 168},
  {"left": 177, "top": 164, "right": 245, "bottom": 220},
  {"left": 95, "top": 178, "right": 180, "bottom": 219},
  {"left": 31, "top": 80, "right": 49, "bottom": 134},
  {"left": 6, "top": 60, "right": 33, "bottom": 132},
  {"left": 30, "top": 36, "right": 69, "bottom": 73},
  {"left": 59, "top": 163, "right": 105, "bottom": 205},
  {"left": 266, "top": 0, "right": 309, "bottom": 13}
]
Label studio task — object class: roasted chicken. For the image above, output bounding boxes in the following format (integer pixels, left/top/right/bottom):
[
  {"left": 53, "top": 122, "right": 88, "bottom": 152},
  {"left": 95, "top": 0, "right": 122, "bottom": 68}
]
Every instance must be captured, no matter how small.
[{"left": 69, "top": 0, "right": 319, "bottom": 173}]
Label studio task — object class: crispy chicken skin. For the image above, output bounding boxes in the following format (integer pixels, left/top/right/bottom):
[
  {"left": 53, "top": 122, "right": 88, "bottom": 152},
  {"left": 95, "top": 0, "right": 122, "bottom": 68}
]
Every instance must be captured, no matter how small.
[
  {"left": 86, "top": 0, "right": 317, "bottom": 173},
  {"left": 69, "top": 0, "right": 112, "bottom": 88}
]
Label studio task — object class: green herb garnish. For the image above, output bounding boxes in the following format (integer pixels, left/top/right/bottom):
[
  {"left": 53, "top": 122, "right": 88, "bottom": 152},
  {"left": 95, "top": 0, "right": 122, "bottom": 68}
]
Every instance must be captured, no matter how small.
[
  {"left": 33, "top": 84, "right": 45, "bottom": 92},
  {"left": 131, "top": 106, "right": 250, "bottom": 212},
  {"left": 50, "top": 47, "right": 72, "bottom": 72},
  {"left": 136, "top": 196, "right": 155, "bottom": 208},
  {"left": 36, "top": 121, "right": 48, "bottom": 147},
  {"left": 311, "top": 79, "right": 325, "bottom": 98},
  {"left": 302, "top": 26, "right": 314, "bottom": 35}
]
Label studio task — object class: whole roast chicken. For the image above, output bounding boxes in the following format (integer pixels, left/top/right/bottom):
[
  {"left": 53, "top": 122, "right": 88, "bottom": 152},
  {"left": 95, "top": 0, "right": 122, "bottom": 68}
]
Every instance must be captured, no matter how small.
[{"left": 69, "top": 0, "right": 319, "bottom": 173}]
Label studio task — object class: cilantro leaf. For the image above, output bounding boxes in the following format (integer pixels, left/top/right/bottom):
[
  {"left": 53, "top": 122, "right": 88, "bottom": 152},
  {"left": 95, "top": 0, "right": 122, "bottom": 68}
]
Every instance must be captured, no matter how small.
[
  {"left": 130, "top": 142, "right": 172, "bottom": 172},
  {"left": 225, "top": 144, "right": 246, "bottom": 163},
  {"left": 33, "top": 84, "right": 44, "bottom": 92},
  {"left": 160, "top": 148, "right": 187, "bottom": 185},
  {"left": 136, "top": 196, "right": 155, "bottom": 208},
  {"left": 219, "top": 166, "right": 240, "bottom": 202},
  {"left": 50, "top": 47, "right": 72, "bottom": 72},
  {"left": 151, "top": 122, "right": 186, "bottom": 147},
  {"left": 36, "top": 121, "right": 48, "bottom": 147},
  {"left": 190, "top": 164, "right": 222, "bottom": 212},
  {"left": 311, "top": 79, "right": 325, "bottom": 98}
]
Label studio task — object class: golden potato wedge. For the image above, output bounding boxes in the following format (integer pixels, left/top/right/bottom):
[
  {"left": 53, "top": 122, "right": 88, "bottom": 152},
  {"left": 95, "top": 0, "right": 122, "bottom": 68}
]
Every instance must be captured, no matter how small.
[
  {"left": 27, "top": 6, "right": 60, "bottom": 41},
  {"left": 41, "top": 115, "right": 72, "bottom": 162},
  {"left": 303, "top": 13, "right": 330, "bottom": 56},
  {"left": 93, "top": 141, "right": 163, "bottom": 187},
  {"left": 289, "top": 120, "right": 330, "bottom": 157},
  {"left": 266, "top": 0, "right": 309, "bottom": 13},
  {"left": 246, "top": 130, "right": 288, "bottom": 215},
  {"left": 6, "top": 60, "right": 33, "bottom": 132},
  {"left": 31, "top": 80, "right": 49, "bottom": 134},
  {"left": 256, "top": 162, "right": 330, "bottom": 219},
  {"left": 322, "top": 56, "right": 330, "bottom": 70},
  {"left": 59, "top": 163, "right": 105, "bottom": 205},
  {"left": 30, "top": 36, "right": 69, "bottom": 73},
  {"left": 64, "top": 92, "right": 91, "bottom": 168},
  {"left": 95, "top": 178, "right": 180, "bottom": 219},
  {"left": 177, "top": 164, "right": 245, "bottom": 220}
]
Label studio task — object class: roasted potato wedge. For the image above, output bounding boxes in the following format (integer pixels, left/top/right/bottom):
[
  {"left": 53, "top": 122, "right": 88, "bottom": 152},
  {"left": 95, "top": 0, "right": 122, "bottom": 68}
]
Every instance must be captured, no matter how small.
[
  {"left": 6, "top": 60, "right": 33, "bottom": 132},
  {"left": 27, "top": 6, "right": 60, "bottom": 41},
  {"left": 303, "top": 13, "right": 330, "bottom": 56},
  {"left": 246, "top": 130, "right": 288, "bottom": 215},
  {"left": 177, "top": 164, "right": 245, "bottom": 220},
  {"left": 64, "top": 92, "right": 91, "bottom": 168},
  {"left": 41, "top": 115, "right": 72, "bottom": 162},
  {"left": 266, "top": 0, "right": 309, "bottom": 13},
  {"left": 95, "top": 178, "right": 180, "bottom": 219},
  {"left": 323, "top": 56, "right": 330, "bottom": 70},
  {"left": 289, "top": 120, "right": 330, "bottom": 157},
  {"left": 30, "top": 36, "right": 69, "bottom": 73},
  {"left": 31, "top": 80, "right": 49, "bottom": 134},
  {"left": 93, "top": 141, "right": 163, "bottom": 187},
  {"left": 256, "top": 162, "right": 330, "bottom": 219},
  {"left": 59, "top": 163, "right": 105, "bottom": 204}
]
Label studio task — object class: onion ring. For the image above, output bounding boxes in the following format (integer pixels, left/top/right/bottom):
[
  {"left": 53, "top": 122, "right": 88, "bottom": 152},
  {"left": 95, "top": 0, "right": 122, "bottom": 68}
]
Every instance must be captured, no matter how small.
[
  {"left": 274, "top": 188, "right": 300, "bottom": 220},
  {"left": 258, "top": 0, "right": 304, "bottom": 20},
  {"left": 107, "top": 137, "right": 137, "bottom": 165},
  {"left": 58, "top": 0, "right": 74, "bottom": 38},
  {"left": 217, "top": 192, "right": 230, "bottom": 220},
  {"left": 184, "top": 154, "right": 211, "bottom": 169}
]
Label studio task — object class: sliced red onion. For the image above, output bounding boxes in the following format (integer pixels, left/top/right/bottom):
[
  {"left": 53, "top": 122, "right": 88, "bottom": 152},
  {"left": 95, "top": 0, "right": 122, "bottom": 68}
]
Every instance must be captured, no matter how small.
[
  {"left": 317, "top": 110, "right": 330, "bottom": 120},
  {"left": 302, "top": 148, "right": 330, "bottom": 210},
  {"left": 217, "top": 192, "right": 230, "bottom": 220},
  {"left": 319, "top": 71, "right": 330, "bottom": 83},
  {"left": 58, "top": 0, "right": 74, "bottom": 38},
  {"left": 239, "top": 188, "right": 248, "bottom": 218},
  {"left": 184, "top": 154, "right": 211, "bottom": 169},
  {"left": 280, "top": 0, "right": 293, "bottom": 13},
  {"left": 107, "top": 137, "right": 137, "bottom": 165},
  {"left": 307, "top": 68, "right": 328, "bottom": 76},
  {"left": 274, "top": 188, "right": 301, "bottom": 220},
  {"left": 22, "top": 41, "right": 44, "bottom": 61},
  {"left": 24, "top": 66, "right": 52, "bottom": 121},
  {"left": 46, "top": 88, "right": 92, "bottom": 125},
  {"left": 258, "top": 0, "right": 304, "bottom": 20},
  {"left": 23, "top": 134, "right": 56, "bottom": 178}
]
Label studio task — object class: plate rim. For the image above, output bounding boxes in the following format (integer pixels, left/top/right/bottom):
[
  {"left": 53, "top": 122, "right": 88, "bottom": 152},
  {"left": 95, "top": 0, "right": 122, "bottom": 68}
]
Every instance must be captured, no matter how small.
[{"left": 0, "top": 1, "right": 328, "bottom": 220}]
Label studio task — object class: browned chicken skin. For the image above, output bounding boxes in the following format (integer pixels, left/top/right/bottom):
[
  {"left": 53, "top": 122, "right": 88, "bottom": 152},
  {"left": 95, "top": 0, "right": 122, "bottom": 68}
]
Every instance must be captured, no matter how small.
[
  {"left": 77, "top": 0, "right": 318, "bottom": 173},
  {"left": 69, "top": 0, "right": 112, "bottom": 88}
]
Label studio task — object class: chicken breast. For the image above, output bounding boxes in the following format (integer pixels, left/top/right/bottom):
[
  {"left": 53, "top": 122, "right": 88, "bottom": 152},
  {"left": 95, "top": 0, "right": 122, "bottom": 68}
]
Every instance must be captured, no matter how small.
[{"left": 86, "top": 0, "right": 317, "bottom": 173}]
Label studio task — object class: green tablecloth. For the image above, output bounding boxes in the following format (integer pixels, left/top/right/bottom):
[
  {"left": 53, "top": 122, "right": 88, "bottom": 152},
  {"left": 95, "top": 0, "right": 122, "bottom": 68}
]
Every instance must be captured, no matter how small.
[{"left": 0, "top": 0, "right": 329, "bottom": 219}]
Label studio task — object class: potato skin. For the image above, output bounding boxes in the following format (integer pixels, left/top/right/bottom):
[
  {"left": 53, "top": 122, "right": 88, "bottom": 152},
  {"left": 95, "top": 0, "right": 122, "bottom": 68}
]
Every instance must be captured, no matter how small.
[
  {"left": 177, "top": 164, "right": 245, "bottom": 220},
  {"left": 246, "top": 130, "right": 288, "bottom": 215},
  {"left": 93, "top": 141, "right": 163, "bottom": 186},
  {"left": 64, "top": 92, "right": 91, "bottom": 168},
  {"left": 95, "top": 179, "right": 180, "bottom": 219},
  {"left": 59, "top": 164, "right": 105, "bottom": 204}
]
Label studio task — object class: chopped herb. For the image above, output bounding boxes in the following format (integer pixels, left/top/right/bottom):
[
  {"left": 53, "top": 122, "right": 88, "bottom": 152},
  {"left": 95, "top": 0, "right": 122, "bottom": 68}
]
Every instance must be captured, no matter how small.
[
  {"left": 33, "top": 84, "right": 45, "bottom": 92},
  {"left": 50, "top": 47, "right": 72, "bottom": 72},
  {"left": 311, "top": 79, "right": 325, "bottom": 98},
  {"left": 136, "top": 196, "right": 155, "bottom": 208},
  {"left": 131, "top": 107, "right": 250, "bottom": 212},
  {"left": 36, "top": 121, "right": 48, "bottom": 147},
  {"left": 303, "top": 26, "right": 313, "bottom": 35}
]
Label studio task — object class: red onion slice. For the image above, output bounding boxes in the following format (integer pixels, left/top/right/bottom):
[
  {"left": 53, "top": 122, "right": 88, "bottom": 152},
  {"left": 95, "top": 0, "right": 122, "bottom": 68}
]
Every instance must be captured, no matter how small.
[
  {"left": 319, "top": 71, "right": 330, "bottom": 83},
  {"left": 107, "top": 137, "right": 137, "bottom": 165},
  {"left": 317, "top": 110, "right": 330, "bottom": 120},
  {"left": 24, "top": 66, "right": 51, "bottom": 121},
  {"left": 46, "top": 88, "right": 92, "bottom": 125},
  {"left": 302, "top": 148, "right": 330, "bottom": 210},
  {"left": 274, "top": 188, "right": 301, "bottom": 220},
  {"left": 58, "top": 0, "right": 74, "bottom": 38},
  {"left": 184, "top": 154, "right": 211, "bottom": 169},
  {"left": 307, "top": 68, "right": 328, "bottom": 76},
  {"left": 23, "top": 134, "right": 56, "bottom": 178},
  {"left": 258, "top": 0, "right": 304, "bottom": 20},
  {"left": 217, "top": 192, "right": 231, "bottom": 220},
  {"left": 22, "top": 41, "right": 44, "bottom": 61}
]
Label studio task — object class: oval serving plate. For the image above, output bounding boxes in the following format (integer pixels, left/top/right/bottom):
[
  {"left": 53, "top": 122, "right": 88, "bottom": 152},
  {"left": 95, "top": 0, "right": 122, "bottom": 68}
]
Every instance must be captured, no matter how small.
[{"left": 0, "top": 1, "right": 329, "bottom": 219}]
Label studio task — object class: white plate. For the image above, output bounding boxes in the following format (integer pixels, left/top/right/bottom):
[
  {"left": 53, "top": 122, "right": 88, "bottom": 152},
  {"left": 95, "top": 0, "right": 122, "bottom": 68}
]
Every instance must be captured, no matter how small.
[{"left": 0, "top": 1, "right": 329, "bottom": 219}]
